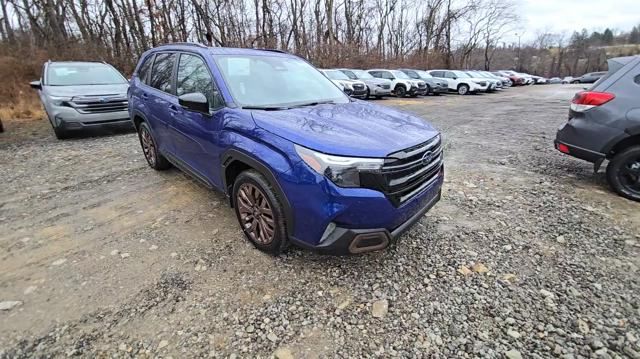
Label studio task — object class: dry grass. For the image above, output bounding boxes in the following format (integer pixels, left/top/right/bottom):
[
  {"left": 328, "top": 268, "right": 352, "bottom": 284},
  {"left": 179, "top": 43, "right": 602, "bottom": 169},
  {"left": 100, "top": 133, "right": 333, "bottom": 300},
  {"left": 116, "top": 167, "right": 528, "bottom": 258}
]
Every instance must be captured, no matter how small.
[{"left": 0, "top": 93, "right": 44, "bottom": 121}]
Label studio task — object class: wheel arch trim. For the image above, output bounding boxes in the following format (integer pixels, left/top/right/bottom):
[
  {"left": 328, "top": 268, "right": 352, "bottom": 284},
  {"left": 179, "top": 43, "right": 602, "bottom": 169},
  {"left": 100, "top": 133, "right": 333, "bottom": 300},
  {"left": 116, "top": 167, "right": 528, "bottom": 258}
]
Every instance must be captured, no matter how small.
[{"left": 221, "top": 148, "right": 295, "bottom": 237}]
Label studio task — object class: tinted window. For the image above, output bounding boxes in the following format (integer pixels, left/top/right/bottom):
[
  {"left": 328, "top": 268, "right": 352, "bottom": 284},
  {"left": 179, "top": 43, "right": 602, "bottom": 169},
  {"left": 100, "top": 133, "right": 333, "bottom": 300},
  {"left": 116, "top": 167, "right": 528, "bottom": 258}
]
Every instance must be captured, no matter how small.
[
  {"left": 176, "top": 54, "right": 216, "bottom": 106},
  {"left": 46, "top": 63, "right": 127, "bottom": 86},
  {"left": 382, "top": 71, "right": 394, "bottom": 80},
  {"left": 341, "top": 70, "right": 357, "bottom": 80},
  {"left": 431, "top": 71, "right": 443, "bottom": 77},
  {"left": 137, "top": 54, "right": 154, "bottom": 85},
  {"left": 214, "top": 55, "right": 348, "bottom": 107},
  {"left": 405, "top": 70, "right": 418, "bottom": 79},
  {"left": 445, "top": 71, "right": 455, "bottom": 78},
  {"left": 369, "top": 71, "right": 381, "bottom": 78},
  {"left": 149, "top": 53, "right": 176, "bottom": 93}
]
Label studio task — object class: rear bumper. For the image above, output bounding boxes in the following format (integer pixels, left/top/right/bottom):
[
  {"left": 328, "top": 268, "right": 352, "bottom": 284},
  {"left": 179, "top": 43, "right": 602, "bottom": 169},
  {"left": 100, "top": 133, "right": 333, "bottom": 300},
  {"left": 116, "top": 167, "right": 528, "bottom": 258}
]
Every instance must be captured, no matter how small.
[{"left": 555, "top": 117, "right": 624, "bottom": 163}]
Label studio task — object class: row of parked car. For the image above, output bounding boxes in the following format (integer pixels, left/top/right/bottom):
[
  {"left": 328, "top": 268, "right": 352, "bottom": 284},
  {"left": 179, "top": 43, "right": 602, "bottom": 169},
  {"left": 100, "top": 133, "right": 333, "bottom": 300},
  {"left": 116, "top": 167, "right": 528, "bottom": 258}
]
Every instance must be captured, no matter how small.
[{"left": 318, "top": 68, "right": 547, "bottom": 98}]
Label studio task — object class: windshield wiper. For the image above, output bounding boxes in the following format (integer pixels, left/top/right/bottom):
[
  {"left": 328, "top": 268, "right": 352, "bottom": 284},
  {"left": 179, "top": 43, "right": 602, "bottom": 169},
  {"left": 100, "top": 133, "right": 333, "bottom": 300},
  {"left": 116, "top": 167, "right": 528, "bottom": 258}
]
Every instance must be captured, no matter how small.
[
  {"left": 242, "top": 105, "right": 290, "bottom": 111},
  {"left": 289, "top": 100, "right": 337, "bottom": 108}
]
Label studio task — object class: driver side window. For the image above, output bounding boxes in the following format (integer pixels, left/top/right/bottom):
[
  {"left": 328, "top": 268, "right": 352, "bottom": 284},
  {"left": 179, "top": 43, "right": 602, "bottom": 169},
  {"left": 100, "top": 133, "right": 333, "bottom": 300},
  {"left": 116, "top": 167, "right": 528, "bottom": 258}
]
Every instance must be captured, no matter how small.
[{"left": 176, "top": 53, "right": 222, "bottom": 108}]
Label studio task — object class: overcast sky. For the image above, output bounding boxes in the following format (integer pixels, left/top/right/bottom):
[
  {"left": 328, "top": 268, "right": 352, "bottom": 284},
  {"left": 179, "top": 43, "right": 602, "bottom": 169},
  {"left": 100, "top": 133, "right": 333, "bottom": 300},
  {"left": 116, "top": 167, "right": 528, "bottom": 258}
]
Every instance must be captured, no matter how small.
[{"left": 509, "top": 0, "right": 640, "bottom": 42}]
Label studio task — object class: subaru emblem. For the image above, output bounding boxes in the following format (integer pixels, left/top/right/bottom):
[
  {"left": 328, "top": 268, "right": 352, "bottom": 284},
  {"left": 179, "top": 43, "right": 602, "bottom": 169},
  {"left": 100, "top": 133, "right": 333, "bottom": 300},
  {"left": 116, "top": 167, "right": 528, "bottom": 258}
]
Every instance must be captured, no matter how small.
[{"left": 421, "top": 151, "right": 434, "bottom": 165}]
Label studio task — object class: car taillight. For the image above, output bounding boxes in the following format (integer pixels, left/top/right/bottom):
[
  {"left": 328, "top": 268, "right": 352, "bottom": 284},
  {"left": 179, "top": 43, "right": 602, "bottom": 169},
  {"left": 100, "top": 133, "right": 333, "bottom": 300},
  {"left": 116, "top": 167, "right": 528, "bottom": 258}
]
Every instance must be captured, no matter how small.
[{"left": 570, "top": 91, "right": 615, "bottom": 112}]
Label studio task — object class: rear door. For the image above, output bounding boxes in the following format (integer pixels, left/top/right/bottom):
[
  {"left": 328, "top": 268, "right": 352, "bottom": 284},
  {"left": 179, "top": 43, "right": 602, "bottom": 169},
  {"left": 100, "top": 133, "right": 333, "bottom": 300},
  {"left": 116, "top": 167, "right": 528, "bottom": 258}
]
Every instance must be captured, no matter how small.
[
  {"left": 168, "top": 52, "right": 226, "bottom": 188},
  {"left": 146, "top": 52, "right": 179, "bottom": 154}
]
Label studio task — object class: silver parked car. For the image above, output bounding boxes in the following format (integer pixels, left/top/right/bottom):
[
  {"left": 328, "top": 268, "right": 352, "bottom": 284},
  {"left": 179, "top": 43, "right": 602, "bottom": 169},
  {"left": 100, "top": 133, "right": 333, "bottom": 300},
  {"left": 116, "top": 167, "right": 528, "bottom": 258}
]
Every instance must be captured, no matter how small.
[
  {"left": 29, "top": 61, "right": 131, "bottom": 139},
  {"left": 337, "top": 69, "right": 392, "bottom": 99}
]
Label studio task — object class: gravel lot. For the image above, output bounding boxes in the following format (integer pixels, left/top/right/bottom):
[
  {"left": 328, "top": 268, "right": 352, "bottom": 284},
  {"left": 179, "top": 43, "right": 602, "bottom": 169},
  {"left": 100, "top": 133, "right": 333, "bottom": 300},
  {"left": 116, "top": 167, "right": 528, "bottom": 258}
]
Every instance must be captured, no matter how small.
[{"left": 1, "top": 85, "right": 639, "bottom": 358}]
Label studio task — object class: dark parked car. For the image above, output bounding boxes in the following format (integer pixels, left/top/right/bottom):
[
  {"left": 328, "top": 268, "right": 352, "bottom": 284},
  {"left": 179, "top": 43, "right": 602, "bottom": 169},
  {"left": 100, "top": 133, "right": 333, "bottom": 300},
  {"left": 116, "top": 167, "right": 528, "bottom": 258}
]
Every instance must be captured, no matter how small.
[
  {"left": 398, "top": 69, "right": 448, "bottom": 95},
  {"left": 555, "top": 56, "right": 640, "bottom": 201},
  {"left": 29, "top": 61, "right": 131, "bottom": 139},
  {"left": 128, "top": 43, "right": 444, "bottom": 255},
  {"left": 572, "top": 71, "right": 607, "bottom": 84}
]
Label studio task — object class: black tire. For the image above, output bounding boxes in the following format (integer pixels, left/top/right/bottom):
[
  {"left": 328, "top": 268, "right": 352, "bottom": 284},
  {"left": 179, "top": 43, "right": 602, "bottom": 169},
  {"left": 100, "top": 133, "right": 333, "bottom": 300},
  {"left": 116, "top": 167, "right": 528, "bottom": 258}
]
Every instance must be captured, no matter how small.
[
  {"left": 138, "top": 121, "right": 171, "bottom": 170},
  {"left": 365, "top": 88, "right": 371, "bottom": 100},
  {"left": 457, "top": 84, "right": 470, "bottom": 95},
  {"left": 233, "top": 170, "right": 288, "bottom": 255},
  {"left": 395, "top": 85, "right": 407, "bottom": 97},
  {"left": 606, "top": 145, "right": 640, "bottom": 202},
  {"left": 425, "top": 84, "right": 432, "bottom": 95},
  {"left": 0, "top": 118, "right": 4, "bottom": 133}
]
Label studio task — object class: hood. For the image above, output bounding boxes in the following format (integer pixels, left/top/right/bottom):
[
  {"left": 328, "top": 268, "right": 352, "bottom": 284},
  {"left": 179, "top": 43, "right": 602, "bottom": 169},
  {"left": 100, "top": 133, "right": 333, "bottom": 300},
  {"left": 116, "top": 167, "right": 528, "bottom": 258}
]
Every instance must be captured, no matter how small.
[
  {"left": 250, "top": 101, "right": 439, "bottom": 157},
  {"left": 44, "top": 83, "right": 129, "bottom": 97}
]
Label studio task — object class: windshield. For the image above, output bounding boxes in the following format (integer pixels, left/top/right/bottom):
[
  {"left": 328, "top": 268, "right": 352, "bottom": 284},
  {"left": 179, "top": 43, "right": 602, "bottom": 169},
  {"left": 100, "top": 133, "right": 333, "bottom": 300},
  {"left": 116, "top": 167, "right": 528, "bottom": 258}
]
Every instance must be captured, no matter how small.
[
  {"left": 452, "top": 70, "right": 470, "bottom": 78},
  {"left": 215, "top": 55, "right": 348, "bottom": 108},
  {"left": 47, "top": 63, "right": 127, "bottom": 86},
  {"left": 352, "top": 69, "right": 374, "bottom": 79},
  {"left": 391, "top": 70, "right": 410, "bottom": 79},
  {"left": 416, "top": 70, "right": 432, "bottom": 78},
  {"left": 323, "top": 70, "right": 350, "bottom": 81},
  {"left": 340, "top": 70, "right": 358, "bottom": 80}
]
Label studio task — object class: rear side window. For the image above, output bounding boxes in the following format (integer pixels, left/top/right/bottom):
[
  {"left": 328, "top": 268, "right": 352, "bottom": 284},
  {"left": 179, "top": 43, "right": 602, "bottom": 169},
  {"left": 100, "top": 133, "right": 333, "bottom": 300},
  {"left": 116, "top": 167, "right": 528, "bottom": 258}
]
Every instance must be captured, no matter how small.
[
  {"left": 149, "top": 53, "right": 176, "bottom": 93},
  {"left": 176, "top": 53, "right": 217, "bottom": 106},
  {"left": 137, "top": 54, "right": 154, "bottom": 85}
]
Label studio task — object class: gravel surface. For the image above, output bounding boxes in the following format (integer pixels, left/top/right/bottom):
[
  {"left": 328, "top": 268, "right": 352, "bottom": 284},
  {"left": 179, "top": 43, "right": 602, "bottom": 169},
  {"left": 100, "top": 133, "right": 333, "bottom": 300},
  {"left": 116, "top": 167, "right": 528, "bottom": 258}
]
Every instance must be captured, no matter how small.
[{"left": 1, "top": 85, "right": 639, "bottom": 358}]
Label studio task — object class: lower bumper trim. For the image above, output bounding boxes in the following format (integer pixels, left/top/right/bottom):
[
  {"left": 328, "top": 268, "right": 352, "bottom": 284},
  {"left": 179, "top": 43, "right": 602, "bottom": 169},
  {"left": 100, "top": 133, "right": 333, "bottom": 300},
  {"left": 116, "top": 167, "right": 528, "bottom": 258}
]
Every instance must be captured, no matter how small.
[
  {"left": 289, "top": 190, "right": 442, "bottom": 255},
  {"left": 554, "top": 140, "right": 605, "bottom": 163}
]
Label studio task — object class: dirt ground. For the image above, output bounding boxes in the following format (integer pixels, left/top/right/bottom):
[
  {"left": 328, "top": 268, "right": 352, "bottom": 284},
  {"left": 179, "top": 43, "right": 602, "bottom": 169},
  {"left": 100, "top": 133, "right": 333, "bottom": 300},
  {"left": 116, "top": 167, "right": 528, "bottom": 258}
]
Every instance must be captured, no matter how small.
[{"left": 1, "top": 85, "right": 638, "bottom": 358}]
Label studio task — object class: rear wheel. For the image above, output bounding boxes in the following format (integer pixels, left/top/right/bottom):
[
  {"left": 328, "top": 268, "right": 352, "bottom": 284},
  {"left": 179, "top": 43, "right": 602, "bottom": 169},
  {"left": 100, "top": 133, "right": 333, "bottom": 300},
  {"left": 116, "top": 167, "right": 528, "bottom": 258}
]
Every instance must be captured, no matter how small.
[
  {"left": 457, "top": 84, "right": 470, "bottom": 95},
  {"left": 395, "top": 85, "right": 407, "bottom": 97},
  {"left": 606, "top": 146, "right": 640, "bottom": 201},
  {"left": 138, "top": 122, "right": 171, "bottom": 170},
  {"left": 233, "top": 170, "right": 288, "bottom": 254}
]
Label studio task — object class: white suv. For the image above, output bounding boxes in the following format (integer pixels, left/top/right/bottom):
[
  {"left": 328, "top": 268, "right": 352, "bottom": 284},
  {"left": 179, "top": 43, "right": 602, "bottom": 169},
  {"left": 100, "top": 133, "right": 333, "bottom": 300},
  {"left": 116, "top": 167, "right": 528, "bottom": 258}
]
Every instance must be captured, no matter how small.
[
  {"left": 428, "top": 70, "right": 489, "bottom": 95},
  {"left": 367, "top": 69, "right": 422, "bottom": 97}
]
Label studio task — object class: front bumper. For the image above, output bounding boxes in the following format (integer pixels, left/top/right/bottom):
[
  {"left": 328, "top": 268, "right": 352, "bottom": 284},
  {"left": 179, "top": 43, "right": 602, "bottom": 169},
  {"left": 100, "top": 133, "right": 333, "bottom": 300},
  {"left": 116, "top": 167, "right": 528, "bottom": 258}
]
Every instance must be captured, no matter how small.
[
  {"left": 350, "top": 88, "right": 368, "bottom": 98},
  {"left": 286, "top": 166, "right": 444, "bottom": 255},
  {"left": 291, "top": 190, "right": 441, "bottom": 254},
  {"left": 371, "top": 86, "right": 392, "bottom": 96},
  {"left": 50, "top": 107, "right": 133, "bottom": 131},
  {"left": 432, "top": 85, "right": 447, "bottom": 94}
]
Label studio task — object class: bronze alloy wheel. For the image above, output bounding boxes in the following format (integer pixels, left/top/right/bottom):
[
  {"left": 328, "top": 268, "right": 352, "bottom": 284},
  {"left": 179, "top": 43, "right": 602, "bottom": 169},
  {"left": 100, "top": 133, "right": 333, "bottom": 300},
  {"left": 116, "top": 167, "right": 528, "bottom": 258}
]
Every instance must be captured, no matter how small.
[
  {"left": 140, "top": 126, "right": 156, "bottom": 166},
  {"left": 236, "top": 183, "right": 275, "bottom": 244}
]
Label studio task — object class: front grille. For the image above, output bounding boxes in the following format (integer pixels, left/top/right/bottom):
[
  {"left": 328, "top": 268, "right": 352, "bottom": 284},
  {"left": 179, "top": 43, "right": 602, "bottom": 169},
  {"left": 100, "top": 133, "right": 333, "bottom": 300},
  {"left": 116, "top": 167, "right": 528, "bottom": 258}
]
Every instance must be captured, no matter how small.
[
  {"left": 353, "top": 83, "right": 365, "bottom": 91},
  {"left": 70, "top": 95, "right": 128, "bottom": 114},
  {"left": 360, "top": 135, "right": 443, "bottom": 206},
  {"left": 418, "top": 83, "right": 427, "bottom": 89},
  {"left": 478, "top": 81, "right": 487, "bottom": 87},
  {"left": 381, "top": 84, "right": 391, "bottom": 89}
]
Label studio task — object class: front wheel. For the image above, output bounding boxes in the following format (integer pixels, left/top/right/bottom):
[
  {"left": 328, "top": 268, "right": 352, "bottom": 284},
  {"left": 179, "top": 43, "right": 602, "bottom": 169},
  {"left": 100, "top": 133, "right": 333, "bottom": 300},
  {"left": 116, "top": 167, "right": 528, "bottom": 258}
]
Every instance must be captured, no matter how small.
[
  {"left": 233, "top": 170, "right": 288, "bottom": 254},
  {"left": 365, "top": 88, "right": 371, "bottom": 100},
  {"left": 457, "top": 84, "right": 470, "bottom": 95},
  {"left": 138, "top": 122, "right": 171, "bottom": 170},
  {"left": 606, "top": 146, "right": 640, "bottom": 201},
  {"left": 395, "top": 85, "right": 407, "bottom": 97}
]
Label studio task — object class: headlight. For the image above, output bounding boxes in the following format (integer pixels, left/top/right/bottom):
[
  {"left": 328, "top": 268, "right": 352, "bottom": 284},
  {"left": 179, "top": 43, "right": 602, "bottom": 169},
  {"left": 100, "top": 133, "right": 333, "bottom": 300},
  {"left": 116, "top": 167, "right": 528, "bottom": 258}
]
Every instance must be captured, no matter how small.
[
  {"left": 341, "top": 82, "right": 353, "bottom": 90},
  {"left": 48, "top": 95, "right": 72, "bottom": 106},
  {"left": 295, "top": 145, "right": 383, "bottom": 187}
]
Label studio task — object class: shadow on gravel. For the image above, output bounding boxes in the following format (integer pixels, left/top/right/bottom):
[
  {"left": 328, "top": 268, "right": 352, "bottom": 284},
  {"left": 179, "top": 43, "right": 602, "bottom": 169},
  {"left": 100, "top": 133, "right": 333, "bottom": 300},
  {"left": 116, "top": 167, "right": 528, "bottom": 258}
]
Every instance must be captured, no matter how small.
[{"left": 61, "top": 125, "right": 136, "bottom": 140}]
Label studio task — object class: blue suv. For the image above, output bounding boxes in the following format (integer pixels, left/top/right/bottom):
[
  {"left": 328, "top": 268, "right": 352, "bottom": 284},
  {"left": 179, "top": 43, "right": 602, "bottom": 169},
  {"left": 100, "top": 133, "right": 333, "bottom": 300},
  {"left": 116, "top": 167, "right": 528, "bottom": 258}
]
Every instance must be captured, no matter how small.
[{"left": 128, "top": 43, "right": 444, "bottom": 255}]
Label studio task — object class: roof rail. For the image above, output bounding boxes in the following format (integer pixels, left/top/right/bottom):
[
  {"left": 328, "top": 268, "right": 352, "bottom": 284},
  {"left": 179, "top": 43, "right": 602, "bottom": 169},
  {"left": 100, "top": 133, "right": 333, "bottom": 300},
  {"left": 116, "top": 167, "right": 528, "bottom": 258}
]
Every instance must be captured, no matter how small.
[
  {"left": 256, "top": 48, "right": 287, "bottom": 54},
  {"left": 161, "top": 42, "right": 208, "bottom": 48}
]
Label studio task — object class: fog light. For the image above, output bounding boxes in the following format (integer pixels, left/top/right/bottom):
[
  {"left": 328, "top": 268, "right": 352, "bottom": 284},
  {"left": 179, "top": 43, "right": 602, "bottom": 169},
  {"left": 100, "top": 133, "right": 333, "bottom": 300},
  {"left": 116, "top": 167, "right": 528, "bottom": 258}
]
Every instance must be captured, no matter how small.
[{"left": 319, "top": 222, "right": 337, "bottom": 243}]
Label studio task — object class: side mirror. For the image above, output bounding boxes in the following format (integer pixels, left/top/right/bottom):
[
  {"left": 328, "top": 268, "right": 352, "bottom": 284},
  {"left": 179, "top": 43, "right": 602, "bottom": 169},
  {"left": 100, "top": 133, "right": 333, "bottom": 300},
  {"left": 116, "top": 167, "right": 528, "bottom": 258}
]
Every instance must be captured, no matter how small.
[
  {"left": 30, "top": 81, "right": 42, "bottom": 90},
  {"left": 179, "top": 92, "right": 209, "bottom": 114},
  {"left": 452, "top": 77, "right": 457, "bottom": 80}
]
